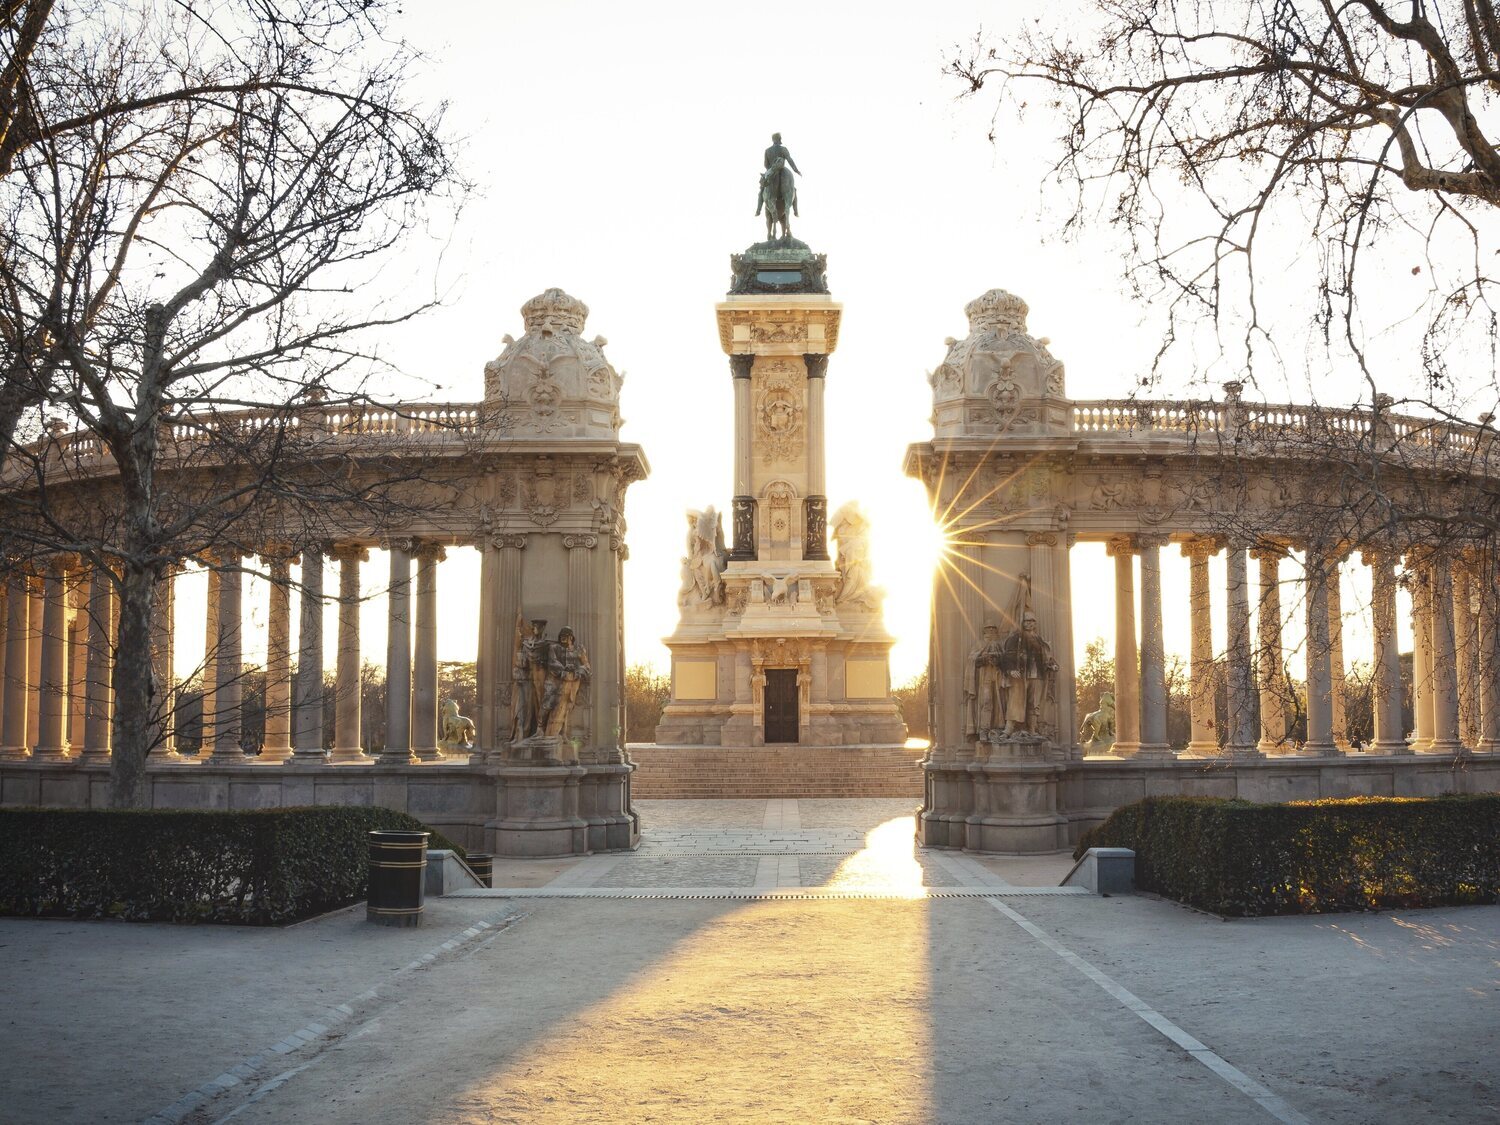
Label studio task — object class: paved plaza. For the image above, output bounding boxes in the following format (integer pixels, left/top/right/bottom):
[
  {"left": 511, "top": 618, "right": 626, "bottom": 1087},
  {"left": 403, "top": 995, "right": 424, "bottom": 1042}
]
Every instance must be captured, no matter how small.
[{"left": 1, "top": 799, "right": 1496, "bottom": 1123}]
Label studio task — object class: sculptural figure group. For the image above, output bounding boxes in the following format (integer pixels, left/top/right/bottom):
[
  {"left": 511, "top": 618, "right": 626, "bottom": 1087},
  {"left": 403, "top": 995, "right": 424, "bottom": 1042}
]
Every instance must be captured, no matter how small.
[
  {"left": 965, "top": 581, "right": 1060, "bottom": 741},
  {"left": 680, "top": 507, "right": 727, "bottom": 606},
  {"left": 510, "top": 615, "right": 592, "bottom": 752}
]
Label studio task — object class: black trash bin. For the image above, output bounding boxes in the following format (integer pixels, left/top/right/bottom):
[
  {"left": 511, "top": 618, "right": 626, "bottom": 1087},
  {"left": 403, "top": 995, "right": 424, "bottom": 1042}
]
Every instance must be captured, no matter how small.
[
  {"left": 465, "top": 853, "right": 494, "bottom": 888},
  {"left": 367, "top": 830, "right": 429, "bottom": 927}
]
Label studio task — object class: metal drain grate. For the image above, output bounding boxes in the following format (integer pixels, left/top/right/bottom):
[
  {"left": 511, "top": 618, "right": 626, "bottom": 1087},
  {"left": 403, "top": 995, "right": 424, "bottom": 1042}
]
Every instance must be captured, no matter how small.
[{"left": 448, "top": 886, "right": 1090, "bottom": 901}]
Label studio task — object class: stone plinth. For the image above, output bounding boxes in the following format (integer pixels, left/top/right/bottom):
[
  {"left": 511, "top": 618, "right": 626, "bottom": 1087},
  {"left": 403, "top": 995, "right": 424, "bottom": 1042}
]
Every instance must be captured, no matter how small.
[{"left": 486, "top": 763, "right": 590, "bottom": 858}]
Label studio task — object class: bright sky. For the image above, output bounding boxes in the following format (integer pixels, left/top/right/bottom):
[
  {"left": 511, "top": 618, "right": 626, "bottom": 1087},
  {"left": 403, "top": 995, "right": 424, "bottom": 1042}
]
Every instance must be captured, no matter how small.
[{"left": 172, "top": 0, "right": 1489, "bottom": 685}]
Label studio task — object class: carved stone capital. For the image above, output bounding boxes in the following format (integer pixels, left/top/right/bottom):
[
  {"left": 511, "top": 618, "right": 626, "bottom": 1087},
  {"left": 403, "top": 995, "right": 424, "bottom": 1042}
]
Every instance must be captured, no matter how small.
[
  {"left": 328, "top": 543, "right": 369, "bottom": 564},
  {"left": 729, "top": 354, "right": 754, "bottom": 380},
  {"left": 1249, "top": 541, "right": 1289, "bottom": 562},
  {"left": 491, "top": 534, "right": 528, "bottom": 551},
  {"left": 611, "top": 534, "right": 629, "bottom": 558},
  {"left": 386, "top": 536, "right": 418, "bottom": 555},
  {"left": 259, "top": 543, "right": 299, "bottom": 566},
  {"left": 413, "top": 541, "right": 447, "bottom": 564},
  {"left": 562, "top": 534, "right": 598, "bottom": 551},
  {"left": 1105, "top": 534, "right": 1134, "bottom": 557},
  {"left": 803, "top": 353, "right": 829, "bottom": 380},
  {"left": 1026, "top": 532, "right": 1058, "bottom": 548},
  {"left": 1134, "top": 533, "right": 1171, "bottom": 551},
  {"left": 1180, "top": 535, "right": 1221, "bottom": 560}
]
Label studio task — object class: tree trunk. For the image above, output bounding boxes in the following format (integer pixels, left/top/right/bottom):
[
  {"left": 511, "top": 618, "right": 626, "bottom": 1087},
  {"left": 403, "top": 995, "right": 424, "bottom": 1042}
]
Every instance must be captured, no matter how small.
[{"left": 108, "top": 561, "right": 155, "bottom": 808}]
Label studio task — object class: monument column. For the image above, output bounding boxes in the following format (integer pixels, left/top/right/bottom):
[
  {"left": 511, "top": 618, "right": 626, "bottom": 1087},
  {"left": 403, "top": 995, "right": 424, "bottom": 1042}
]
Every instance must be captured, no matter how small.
[
  {"left": 1364, "top": 548, "right": 1411, "bottom": 754},
  {"left": 1253, "top": 545, "right": 1288, "bottom": 753},
  {"left": 1136, "top": 535, "right": 1172, "bottom": 758},
  {"left": 1478, "top": 545, "right": 1500, "bottom": 753},
  {"left": 1426, "top": 554, "right": 1463, "bottom": 754},
  {"left": 1453, "top": 556, "right": 1479, "bottom": 747},
  {"left": 34, "top": 557, "right": 72, "bottom": 761},
  {"left": 206, "top": 551, "right": 244, "bottom": 764},
  {"left": 1107, "top": 536, "right": 1141, "bottom": 756},
  {"left": 1223, "top": 542, "right": 1259, "bottom": 757},
  {"left": 411, "top": 543, "right": 444, "bottom": 760},
  {"left": 67, "top": 577, "right": 87, "bottom": 749},
  {"left": 329, "top": 544, "right": 368, "bottom": 762},
  {"left": 26, "top": 579, "right": 40, "bottom": 745},
  {"left": 729, "top": 354, "right": 756, "bottom": 561},
  {"left": 0, "top": 573, "right": 29, "bottom": 759},
  {"left": 149, "top": 566, "right": 177, "bottom": 757},
  {"left": 563, "top": 534, "right": 598, "bottom": 750},
  {"left": 1327, "top": 559, "right": 1351, "bottom": 751},
  {"left": 81, "top": 564, "right": 114, "bottom": 762},
  {"left": 1300, "top": 547, "right": 1338, "bottom": 756},
  {"left": 803, "top": 353, "right": 829, "bottom": 560},
  {"left": 1407, "top": 556, "right": 1435, "bottom": 750},
  {"left": 260, "top": 551, "right": 294, "bottom": 763},
  {"left": 1182, "top": 537, "right": 1219, "bottom": 756},
  {"left": 292, "top": 545, "right": 328, "bottom": 763},
  {"left": 494, "top": 535, "right": 526, "bottom": 751},
  {"left": 381, "top": 541, "right": 414, "bottom": 765}
]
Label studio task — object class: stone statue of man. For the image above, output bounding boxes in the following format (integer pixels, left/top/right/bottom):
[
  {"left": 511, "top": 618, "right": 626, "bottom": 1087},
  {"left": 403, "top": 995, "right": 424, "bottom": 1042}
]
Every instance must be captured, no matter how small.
[
  {"left": 511, "top": 615, "right": 549, "bottom": 741},
  {"left": 965, "top": 623, "right": 1005, "bottom": 738},
  {"left": 541, "top": 626, "right": 591, "bottom": 739},
  {"left": 999, "top": 613, "right": 1059, "bottom": 737}
]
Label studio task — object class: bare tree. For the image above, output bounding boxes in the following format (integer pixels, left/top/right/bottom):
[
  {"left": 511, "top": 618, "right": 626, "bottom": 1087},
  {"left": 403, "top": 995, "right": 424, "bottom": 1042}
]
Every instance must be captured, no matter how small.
[
  {"left": 951, "top": 1, "right": 1500, "bottom": 398},
  {"left": 0, "top": 0, "right": 460, "bottom": 805}
]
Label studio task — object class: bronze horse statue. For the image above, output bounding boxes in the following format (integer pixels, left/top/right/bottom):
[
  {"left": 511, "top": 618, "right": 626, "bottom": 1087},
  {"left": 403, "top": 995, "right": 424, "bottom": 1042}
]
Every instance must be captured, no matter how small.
[{"left": 757, "top": 160, "right": 798, "bottom": 242}]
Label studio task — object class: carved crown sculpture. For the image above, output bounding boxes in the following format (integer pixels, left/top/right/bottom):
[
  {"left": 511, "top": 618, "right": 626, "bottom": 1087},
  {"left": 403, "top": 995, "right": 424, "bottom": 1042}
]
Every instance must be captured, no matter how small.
[
  {"left": 484, "top": 288, "right": 623, "bottom": 438},
  {"left": 928, "top": 289, "right": 1068, "bottom": 439}
]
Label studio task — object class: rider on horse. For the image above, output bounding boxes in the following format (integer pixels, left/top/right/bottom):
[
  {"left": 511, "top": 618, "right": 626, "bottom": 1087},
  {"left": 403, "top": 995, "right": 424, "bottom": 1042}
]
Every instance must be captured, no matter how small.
[{"left": 757, "top": 132, "right": 800, "bottom": 240}]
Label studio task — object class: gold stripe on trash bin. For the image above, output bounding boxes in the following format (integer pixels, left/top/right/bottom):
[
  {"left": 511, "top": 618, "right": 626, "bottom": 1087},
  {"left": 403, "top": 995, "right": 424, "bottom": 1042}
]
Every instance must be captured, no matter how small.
[
  {"left": 371, "top": 861, "right": 427, "bottom": 868},
  {"left": 369, "top": 906, "right": 423, "bottom": 915},
  {"left": 369, "top": 842, "right": 428, "bottom": 849}
]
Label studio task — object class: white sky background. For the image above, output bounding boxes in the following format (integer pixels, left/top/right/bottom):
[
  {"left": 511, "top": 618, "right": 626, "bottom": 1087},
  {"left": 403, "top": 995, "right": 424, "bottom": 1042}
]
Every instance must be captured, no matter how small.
[{"left": 169, "top": 0, "right": 1500, "bottom": 686}]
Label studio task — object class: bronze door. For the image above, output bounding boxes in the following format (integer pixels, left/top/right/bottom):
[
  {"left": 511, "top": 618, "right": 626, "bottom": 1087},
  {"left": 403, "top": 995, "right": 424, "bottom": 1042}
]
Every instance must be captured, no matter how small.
[{"left": 764, "top": 668, "right": 799, "bottom": 744}]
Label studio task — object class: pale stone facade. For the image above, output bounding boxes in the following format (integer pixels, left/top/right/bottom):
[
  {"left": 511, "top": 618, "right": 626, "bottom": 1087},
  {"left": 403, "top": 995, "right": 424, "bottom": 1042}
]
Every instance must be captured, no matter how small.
[{"left": 655, "top": 267, "right": 906, "bottom": 748}]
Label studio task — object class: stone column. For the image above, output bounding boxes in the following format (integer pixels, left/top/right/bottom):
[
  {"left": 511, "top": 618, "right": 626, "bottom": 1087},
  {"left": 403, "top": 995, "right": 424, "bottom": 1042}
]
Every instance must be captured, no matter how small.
[
  {"left": 1426, "top": 555, "right": 1463, "bottom": 754},
  {"left": 1363, "top": 548, "right": 1411, "bottom": 754},
  {"left": 329, "top": 544, "right": 368, "bottom": 762},
  {"left": 26, "top": 578, "right": 41, "bottom": 749},
  {"left": 729, "top": 353, "right": 756, "bottom": 561},
  {"left": 491, "top": 534, "right": 526, "bottom": 753},
  {"left": 1452, "top": 556, "right": 1479, "bottom": 748},
  {"left": 1300, "top": 547, "right": 1337, "bottom": 756},
  {"left": 1327, "top": 560, "right": 1351, "bottom": 751},
  {"left": 802, "top": 353, "right": 829, "bottom": 561},
  {"left": 381, "top": 541, "right": 414, "bottom": 765},
  {"left": 1253, "top": 546, "right": 1288, "bottom": 753},
  {"left": 1107, "top": 536, "right": 1141, "bottom": 755},
  {"left": 259, "top": 552, "right": 294, "bottom": 763},
  {"left": 563, "top": 534, "right": 598, "bottom": 750},
  {"left": 1223, "top": 542, "right": 1259, "bottom": 757},
  {"left": 1136, "top": 535, "right": 1172, "bottom": 758},
  {"left": 200, "top": 565, "right": 220, "bottom": 756},
  {"left": 0, "top": 574, "right": 30, "bottom": 758},
  {"left": 411, "top": 543, "right": 444, "bottom": 760},
  {"left": 80, "top": 566, "right": 114, "bottom": 762},
  {"left": 1478, "top": 545, "right": 1500, "bottom": 754},
  {"left": 149, "top": 567, "right": 177, "bottom": 757},
  {"left": 207, "top": 552, "right": 244, "bottom": 763},
  {"left": 1182, "top": 537, "right": 1220, "bottom": 756},
  {"left": 292, "top": 546, "right": 328, "bottom": 762},
  {"left": 1407, "top": 558, "right": 1435, "bottom": 750},
  {"left": 67, "top": 577, "right": 87, "bottom": 749},
  {"left": 33, "top": 558, "right": 72, "bottom": 761}
]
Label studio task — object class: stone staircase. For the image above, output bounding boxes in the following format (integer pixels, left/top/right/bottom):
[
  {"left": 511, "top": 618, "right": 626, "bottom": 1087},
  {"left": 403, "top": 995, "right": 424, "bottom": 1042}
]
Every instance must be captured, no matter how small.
[{"left": 627, "top": 743, "right": 927, "bottom": 799}]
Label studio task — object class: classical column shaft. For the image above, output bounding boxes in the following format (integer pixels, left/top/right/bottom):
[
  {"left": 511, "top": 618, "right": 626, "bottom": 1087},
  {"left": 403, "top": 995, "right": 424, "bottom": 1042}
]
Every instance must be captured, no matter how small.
[
  {"left": 260, "top": 555, "right": 294, "bottom": 763},
  {"left": 292, "top": 547, "right": 327, "bottom": 761},
  {"left": 148, "top": 569, "right": 176, "bottom": 756},
  {"left": 1426, "top": 557, "right": 1463, "bottom": 753},
  {"left": 81, "top": 569, "right": 114, "bottom": 761},
  {"left": 411, "top": 544, "right": 443, "bottom": 760},
  {"left": 1410, "top": 561, "right": 1434, "bottom": 749},
  {"left": 26, "top": 581, "right": 40, "bottom": 748},
  {"left": 330, "top": 546, "right": 367, "bottom": 761},
  {"left": 1183, "top": 540, "right": 1218, "bottom": 755},
  {"left": 207, "top": 554, "right": 244, "bottom": 762},
  {"left": 0, "top": 576, "right": 30, "bottom": 758},
  {"left": 1254, "top": 550, "right": 1287, "bottom": 752},
  {"left": 200, "top": 566, "right": 219, "bottom": 754},
  {"left": 492, "top": 536, "right": 525, "bottom": 751},
  {"left": 381, "top": 544, "right": 414, "bottom": 765},
  {"left": 1364, "top": 551, "right": 1410, "bottom": 754},
  {"left": 1478, "top": 546, "right": 1500, "bottom": 753},
  {"left": 1327, "top": 563, "right": 1350, "bottom": 750},
  {"left": 1136, "top": 538, "right": 1171, "bottom": 757},
  {"left": 563, "top": 535, "right": 597, "bottom": 751},
  {"left": 34, "top": 562, "right": 70, "bottom": 760},
  {"left": 1301, "top": 550, "right": 1337, "bottom": 755},
  {"left": 68, "top": 581, "right": 87, "bottom": 748},
  {"left": 1224, "top": 545, "right": 1259, "bottom": 756},
  {"left": 1108, "top": 538, "right": 1141, "bottom": 753},
  {"left": 729, "top": 354, "right": 756, "bottom": 560},
  {"left": 1453, "top": 560, "right": 1479, "bottom": 747}
]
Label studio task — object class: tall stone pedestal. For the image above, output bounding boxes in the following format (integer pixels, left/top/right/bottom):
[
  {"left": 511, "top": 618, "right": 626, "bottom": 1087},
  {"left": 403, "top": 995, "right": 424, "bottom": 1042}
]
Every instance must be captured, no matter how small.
[
  {"left": 485, "top": 761, "right": 640, "bottom": 858},
  {"left": 918, "top": 751, "right": 1069, "bottom": 854}
]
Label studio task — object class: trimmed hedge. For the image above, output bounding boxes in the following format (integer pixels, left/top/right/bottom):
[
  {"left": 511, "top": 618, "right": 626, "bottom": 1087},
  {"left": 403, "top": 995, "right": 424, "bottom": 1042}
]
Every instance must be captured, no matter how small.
[
  {"left": 0, "top": 806, "right": 464, "bottom": 925},
  {"left": 1077, "top": 795, "right": 1500, "bottom": 916}
]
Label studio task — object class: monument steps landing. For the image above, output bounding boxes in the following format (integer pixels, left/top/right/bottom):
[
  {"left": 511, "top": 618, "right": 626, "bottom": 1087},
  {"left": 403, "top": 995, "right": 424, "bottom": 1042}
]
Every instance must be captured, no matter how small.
[{"left": 628, "top": 744, "right": 926, "bottom": 799}]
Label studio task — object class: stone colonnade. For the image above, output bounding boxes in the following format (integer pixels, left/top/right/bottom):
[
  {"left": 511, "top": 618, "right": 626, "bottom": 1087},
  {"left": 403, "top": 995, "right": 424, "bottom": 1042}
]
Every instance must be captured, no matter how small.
[{"left": 1099, "top": 536, "right": 1500, "bottom": 759}]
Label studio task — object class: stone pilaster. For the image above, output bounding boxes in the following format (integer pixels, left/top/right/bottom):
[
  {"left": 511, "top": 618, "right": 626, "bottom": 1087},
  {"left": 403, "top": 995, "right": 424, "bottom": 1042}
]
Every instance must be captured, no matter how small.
[
  {"left": 1300, "top": 547, "right": 1337, "bottom": 756},
  {"left": 292, "top": 546, "right": 328, "bottom": 763},
  {"left": 80, "top": 565, "right": 114, "bottom": 762},
  {"left": 563, "top": 534, "right": 598, "bottom": 753},
  {"left": 1182, "top": 536, "right": 1220, "bottom": 756},
  {"left": 206, "top": 551, "right": 244, "bottom": 764},
  {"left": 1223, "top": 543, "right": 1260, "bottom": 758},
  {"left": 491, "top": 534, "right": 527, "bottom": 754},
  {"left": 1252, "top": 545, "right": 1288, "bottom": 754},
  {"left": 0, "top": 573, "right": 30, "bottom": 759},
  {"left": 1135, "top": 534, "right": 1172, "bottom": 758},
  {"left": 259, "top": 551, "right": 295, "bottom": 763},
  {"left": 411, "top": 543, "right": 445, "bottom": 760},
  {"left": 329, "top": 544, "right": 368, "bottom": 762},
  {"left": 1363, "top": 548, "right": 1411, "bottom": 754},
  {"left": 729, "top": 354, "right": 756, "bottom": 560},
  {"left": 1106, "top": 536, "right": 1140, "bottom": 755},
  {"left": 33, "top": 558, "right": 72, "bottom": 761}
]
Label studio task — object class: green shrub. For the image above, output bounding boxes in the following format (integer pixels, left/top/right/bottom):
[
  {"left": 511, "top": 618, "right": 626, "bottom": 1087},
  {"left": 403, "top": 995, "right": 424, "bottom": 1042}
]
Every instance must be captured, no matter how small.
[
  {"left": 0, "top": 806, "right": 464, "bottom": 925},
  {"left": 1077, "top": 794, "right": 1500, "bottom": 916}
]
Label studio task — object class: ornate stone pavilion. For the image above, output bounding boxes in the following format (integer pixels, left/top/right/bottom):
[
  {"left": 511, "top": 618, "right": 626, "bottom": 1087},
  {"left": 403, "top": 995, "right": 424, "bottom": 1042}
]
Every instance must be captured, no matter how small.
[
  {"left": 0, "top": 288, "right": 647, "bottom": 857},
  {"left": 653, "top": 239, "right": 906, "bottom": 749},
  {"left": 912, "top": 288, "right": 1500, "bottom": 852}
]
